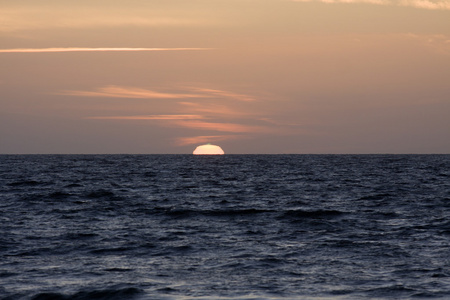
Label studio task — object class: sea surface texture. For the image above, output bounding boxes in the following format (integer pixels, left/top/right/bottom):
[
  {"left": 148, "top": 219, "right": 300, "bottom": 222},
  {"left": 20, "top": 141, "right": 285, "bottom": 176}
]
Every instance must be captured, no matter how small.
[{"left": 1, "top": 155, "right": 449, "bottom": 300}]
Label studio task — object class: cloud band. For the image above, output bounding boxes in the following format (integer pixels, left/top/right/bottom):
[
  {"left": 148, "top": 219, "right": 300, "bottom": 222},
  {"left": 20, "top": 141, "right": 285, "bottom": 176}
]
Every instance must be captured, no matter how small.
[{"left": 0, "top": 47, "right": 211, "bottom": 53}]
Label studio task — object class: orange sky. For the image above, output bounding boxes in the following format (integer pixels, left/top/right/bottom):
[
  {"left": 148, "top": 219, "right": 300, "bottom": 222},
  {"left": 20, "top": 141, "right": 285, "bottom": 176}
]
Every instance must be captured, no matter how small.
[{"left": 1, "top": 0, "right": 449, "bottom": 153}]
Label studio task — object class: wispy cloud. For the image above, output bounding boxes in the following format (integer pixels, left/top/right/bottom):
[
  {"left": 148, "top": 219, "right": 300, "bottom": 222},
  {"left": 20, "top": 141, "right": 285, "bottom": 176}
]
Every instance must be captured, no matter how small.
[
  {"left": 290, "top": 0, "right": 450, "bottom": 10},
  {"left": 170, "top": 120, "right": 270, "bottom": 133},
  {"left": 178, "top": 102, "right": 252, "bottom": 117},
  {"left": 87, "top": 115, "right": 205, "bottom": 120},
  {"left": 0, "top": 47, "right": 210, "bottom": 53},
  {"left": 188, "top": 88, "right": 257, "bottom": 102},
  {"left": 399, "top": 0, "right": 450, "bottom": 10},
  {"left": 59, "top": 85, "right": 258, "bottom": 103},
  {"left": 292, "top": 0, "right": 390, "bottom": 4},
  {"left": 75, "top": 84, "right": 296, "bottom": 146},
  {"left": 174, "top": 135, "right": 241, "bottom": 146},
  {"left": 60, "top": 85, "right": 207, "bottom": 99}
]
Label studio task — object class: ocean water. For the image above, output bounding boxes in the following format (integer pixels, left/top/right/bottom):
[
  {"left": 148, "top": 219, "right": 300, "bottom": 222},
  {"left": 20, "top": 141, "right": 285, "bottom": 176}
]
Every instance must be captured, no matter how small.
[{"left": 0, "top": 154, "right": 449, "bottom": 300}]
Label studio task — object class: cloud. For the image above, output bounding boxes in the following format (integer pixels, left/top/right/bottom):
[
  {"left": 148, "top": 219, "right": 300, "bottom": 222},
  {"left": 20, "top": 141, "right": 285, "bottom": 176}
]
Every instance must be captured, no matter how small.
[
  {"left": 188, "top": 88, "right": 257, "bottom": 102},
  {"left": 59, "top": 85, "right": 259, "bottom": 103},
  {"left": 74, "top": 84, "right": 295, "bottom": 146},
  {"left": 178, "top": 102, "right": 252, "bottom": 117},
  {"left": 170, "top": 120, "right": 269, "bottom": 133},
  {"left": 292, "top": 0, "right": 390, "bottom": 4},
  {"left": 290, "top": 0, "right": 450, "bottom": 10},
  {"left": 0, "top": 47, "right": 210, "bottom": 53},
  {"left": 399, "top": 0, "right": 450, "bottom": 9},
  {"left": 59, "top": 85, "right": 208, "bottom": 99},
  {"left": 87, "top": 115, "right": 205, "bottom": 120},
  {"left": 174, "top": 135, "right": 241, "bottom": 146}
]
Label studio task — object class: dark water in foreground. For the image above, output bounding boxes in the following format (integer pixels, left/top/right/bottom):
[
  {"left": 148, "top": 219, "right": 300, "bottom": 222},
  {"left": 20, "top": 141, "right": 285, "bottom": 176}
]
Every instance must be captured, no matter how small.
[{"left": 0, "top": 155, "right": 449, "bottom": 300}]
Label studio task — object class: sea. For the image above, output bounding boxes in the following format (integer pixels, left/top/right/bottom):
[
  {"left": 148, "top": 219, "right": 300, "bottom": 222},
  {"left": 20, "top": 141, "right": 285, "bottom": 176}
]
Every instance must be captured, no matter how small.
[{"left": 0, "top": 154, "right": 449, "bottom": 300}]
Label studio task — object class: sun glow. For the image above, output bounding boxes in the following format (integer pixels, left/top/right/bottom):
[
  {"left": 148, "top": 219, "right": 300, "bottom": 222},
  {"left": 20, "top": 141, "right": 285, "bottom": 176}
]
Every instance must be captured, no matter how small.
[{"left": 193, "top": 144, "right": 225, "bottom": 155}]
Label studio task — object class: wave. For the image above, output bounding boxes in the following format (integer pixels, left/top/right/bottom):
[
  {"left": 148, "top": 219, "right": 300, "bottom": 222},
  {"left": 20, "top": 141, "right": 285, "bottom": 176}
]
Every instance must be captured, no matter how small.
[
  {"left": 85, "top": 190, "right": 116, "bottom": 199},
  {"left": 358, "top": 193, "right": 392, "bottom": 200},
  {"left": 30, "top": 287, "right": 142, "bottom": 300},
  {"left": 8, "top": 180, "right": 46, "bottom": 187},
  {"left": 144, "top": 207, "right": 347, "bottom": 222},
  {"left": 281, "top": 209, "right": 346, "bottom": 219},
  {"left": 147, "top": 207, "right": 275, "bottom": 219},
  {"left": 89, "top": 247, "right": 136, "bottom": 255}
]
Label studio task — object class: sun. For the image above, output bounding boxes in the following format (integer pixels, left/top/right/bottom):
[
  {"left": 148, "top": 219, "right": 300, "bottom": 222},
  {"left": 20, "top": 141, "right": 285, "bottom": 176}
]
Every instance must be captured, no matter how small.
[{"left": 193, "top": 143, "right": 225, "bottom": 155}]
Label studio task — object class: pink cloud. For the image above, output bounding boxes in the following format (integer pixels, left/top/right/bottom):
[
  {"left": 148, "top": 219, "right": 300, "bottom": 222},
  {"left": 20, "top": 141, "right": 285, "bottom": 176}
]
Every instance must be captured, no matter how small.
[
  {"left": 87, "top": 114, "right": 205, "bottom": 120},
  {"left": 290, "top": 0, "right": 450, "bottom": 10},
  {"left": 178, "top": 101, "right": 251, "bottom": 117},
  {"left": 188, "top": 87, "right": 257, "bottom": 102},
  {"left": 60, "top": 85, "right": 207, "bottom": 99},
  {"left": 171, "top": 120, "right": 269, "bottom": 133},
  {"left": 174, "top": 135, "right": 241, "bottom": 146},
  {"left": 0, "top": 47, "right": 211, "bottom": 53}
]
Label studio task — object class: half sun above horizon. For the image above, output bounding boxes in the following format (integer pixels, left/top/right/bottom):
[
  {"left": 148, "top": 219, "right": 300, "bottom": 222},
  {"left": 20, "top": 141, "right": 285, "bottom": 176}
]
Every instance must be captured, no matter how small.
[{"left": 193, "top": 144, "right": 225, "bottom": 155}]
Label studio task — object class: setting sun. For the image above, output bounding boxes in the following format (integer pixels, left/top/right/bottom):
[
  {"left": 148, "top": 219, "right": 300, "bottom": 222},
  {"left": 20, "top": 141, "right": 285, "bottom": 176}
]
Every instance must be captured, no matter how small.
[{"left": 193, "top": 144, "right": 225, "bottom": 155}]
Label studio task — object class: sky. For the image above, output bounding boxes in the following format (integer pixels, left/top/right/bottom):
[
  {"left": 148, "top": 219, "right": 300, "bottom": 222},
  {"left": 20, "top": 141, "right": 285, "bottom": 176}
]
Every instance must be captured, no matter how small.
[{"left": 1, "top": 0, "right": 449, "bottom": 154}]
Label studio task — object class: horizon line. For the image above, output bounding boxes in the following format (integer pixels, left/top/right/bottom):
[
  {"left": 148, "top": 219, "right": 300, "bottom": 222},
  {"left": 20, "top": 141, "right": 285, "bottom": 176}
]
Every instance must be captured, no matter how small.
[{"left": 0, "top": 153, "right": 448, "bottom": 155}]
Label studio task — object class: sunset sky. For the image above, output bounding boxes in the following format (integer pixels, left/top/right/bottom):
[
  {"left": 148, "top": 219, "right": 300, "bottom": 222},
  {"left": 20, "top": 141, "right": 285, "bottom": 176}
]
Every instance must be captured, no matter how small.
[{"left": 1, "top": 0, "right": 449, "bottom": 154}]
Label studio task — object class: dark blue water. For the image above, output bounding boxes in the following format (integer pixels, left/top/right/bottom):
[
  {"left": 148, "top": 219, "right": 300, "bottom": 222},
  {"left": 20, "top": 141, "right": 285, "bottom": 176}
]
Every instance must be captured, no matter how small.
[{"left": 1, "top": 155, "right": 449, "bottom": 300}]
